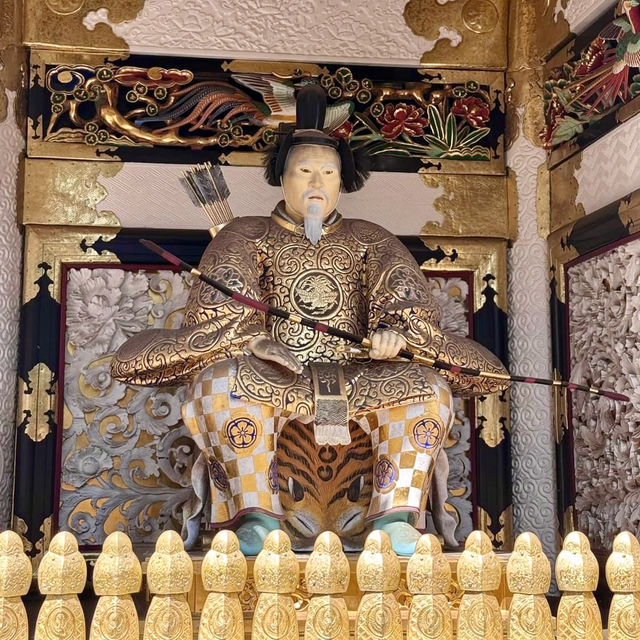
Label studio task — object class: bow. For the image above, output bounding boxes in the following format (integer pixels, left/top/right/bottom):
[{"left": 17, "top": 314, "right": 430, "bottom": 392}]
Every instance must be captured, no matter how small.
[{"left": 139, "top": 239, "right": 629, "bottom": 403}]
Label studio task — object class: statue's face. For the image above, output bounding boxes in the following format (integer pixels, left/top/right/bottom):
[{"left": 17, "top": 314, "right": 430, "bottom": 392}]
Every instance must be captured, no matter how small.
[{"left": 281, "top": 144, "right": 341, "bottom": 223}]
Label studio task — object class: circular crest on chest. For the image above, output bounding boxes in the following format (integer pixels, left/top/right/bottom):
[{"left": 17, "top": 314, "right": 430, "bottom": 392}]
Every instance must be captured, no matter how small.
[{"left": 291, "top": 270, "right": 343, "bottom": 320}]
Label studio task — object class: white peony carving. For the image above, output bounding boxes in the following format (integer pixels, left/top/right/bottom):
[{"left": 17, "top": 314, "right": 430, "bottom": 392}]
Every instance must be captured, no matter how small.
[
  {"left": 66, "top": 268, "right": 152, "bottom": 355},
  {"left": 61, "top": 268, "right": 194, "bottom": 545},
  {"left": 569, "top": 238, "right": 640, "bottom": 548}
]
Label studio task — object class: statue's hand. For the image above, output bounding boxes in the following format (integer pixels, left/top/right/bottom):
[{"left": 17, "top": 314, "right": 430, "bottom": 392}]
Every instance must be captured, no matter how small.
[
  {"left": 369, "top": 329, "right": 407, "bottom": 360},
  {"left": 247, "top": 335, "right": 303, "bottom": 374}
]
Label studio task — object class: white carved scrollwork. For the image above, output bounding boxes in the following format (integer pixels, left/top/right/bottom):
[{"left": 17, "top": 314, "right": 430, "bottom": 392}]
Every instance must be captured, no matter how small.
[
  {"left": 507, "top": 117, "right": 558, "bottom": 562},
  {"left": 60, "top": 268, "right": 194, "bottom": 545},
  {"left": 568, "top": 238, "right": 640, "bottom": 548},
  {"left": 0, "top": 92, "right": 24, "bottom": 529}
]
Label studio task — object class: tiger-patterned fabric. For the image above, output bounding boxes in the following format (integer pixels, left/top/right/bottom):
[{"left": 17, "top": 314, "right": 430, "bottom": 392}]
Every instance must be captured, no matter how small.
[{"left": 182, "top": 356, "right": 454, "bottom": 537}]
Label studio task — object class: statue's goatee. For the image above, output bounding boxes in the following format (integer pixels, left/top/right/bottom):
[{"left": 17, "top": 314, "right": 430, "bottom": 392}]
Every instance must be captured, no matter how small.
[{"left": 304, "top": 202, "right": 324, "bottom": 245}]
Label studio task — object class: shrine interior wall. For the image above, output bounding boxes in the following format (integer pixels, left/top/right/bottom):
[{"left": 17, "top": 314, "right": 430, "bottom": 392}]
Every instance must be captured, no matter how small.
[
  {"left": 0, "top": 0, "right": 25, "bottom": 532},
  {"left": 5, "top": 0, "right": 631, "bottom": 561}
]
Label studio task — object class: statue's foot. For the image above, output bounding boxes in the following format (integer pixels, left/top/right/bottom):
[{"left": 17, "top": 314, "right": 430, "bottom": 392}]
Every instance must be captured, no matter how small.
[
  {"left": 236, "top": 513, "right": 280, "bottom": 556},
  {"left": 373, "top": 513, "right": 421, "bottom": 556}
]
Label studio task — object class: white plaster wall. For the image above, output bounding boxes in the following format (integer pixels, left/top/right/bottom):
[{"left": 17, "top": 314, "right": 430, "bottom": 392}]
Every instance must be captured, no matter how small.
[
  {"left": 0, "top": 92, "right": 24, "bottom": 529},
  {"left": 83, "top": 0, "right": 458, "bottom": 65},
  {"left": 97, "top": 164, "right": 443, "bottom": 235},
  {"left": 555, "top": 0, "right": 617, "bottom": 35},
  {"left": 575, "top": 115, "right": 640, "bottom": 215},
  {"left": 507, "top": 118, "right": 558, "bottom": 563}
]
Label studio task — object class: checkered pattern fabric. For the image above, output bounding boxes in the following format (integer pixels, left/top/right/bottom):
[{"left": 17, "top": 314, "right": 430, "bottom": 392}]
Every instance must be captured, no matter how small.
[
  {"left": 357, "top": 371, "right": 454, "bottom": 521},
  {"left": 183, "top": 360, "right": 454, "bottom": 526},
  {"left": 182, "top": 359, "right": 288, "bottom": 525}
]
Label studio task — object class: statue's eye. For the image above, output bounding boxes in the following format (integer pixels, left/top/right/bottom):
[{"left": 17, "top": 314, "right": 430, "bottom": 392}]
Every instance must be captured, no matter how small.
[
  {"left": 347, "top": 476, "right": 365, "bottom": 502},
  {"left": 288, "top": 477, "right": 305, "bottom": 502}
]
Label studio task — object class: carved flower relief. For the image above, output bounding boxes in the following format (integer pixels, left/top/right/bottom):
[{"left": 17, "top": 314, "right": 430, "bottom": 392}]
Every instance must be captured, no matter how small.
[
  {"left": 376, "top": 103, "right": 429, "bottom": 139},
  {"left": 83, "top": 360, "right": 113, "bottom": 392},
  {"left": 423, "top": 276, "right": 472, "bottom": 542},
  {"left": 332, "top": 120, "right": 353, "bottom": 139},
  {"left": 66, "top": 269, "right": 152, "bottom": 355},
  {"left": 428, "top": 277, "right": 469, "bottom": 337},
  {"left": 568, "top": 239, "right": 640, "bottom": 548},
  {"left": 64, "top": 446, "right": 114, "bottom": 488},
  {"left": 129, "top": 387, "right": 186, "bottom": 436},
  {"left": 61, "top": 268, "right": 194, "bottom": 545},
  {"left": 451, "top": 97, "right": 490, "bottom": 128}
]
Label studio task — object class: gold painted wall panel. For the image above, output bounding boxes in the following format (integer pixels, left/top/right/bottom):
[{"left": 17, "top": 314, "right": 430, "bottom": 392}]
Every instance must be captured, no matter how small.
[
  {"left": 22, "top": 158, "right": 121, "bottom": 227},
  {"left": 404, "top": 0, "right": 508, "bottom": 70},
  {"left": 531, "top": 1, "right": 571, "bottom": 62},
  {"left": 0, "top": 0, "right": 25, "bottom": 125},
  {"left": 420, "top": 174, "right": 511, "bottom": 239},
  {"left": 23, "top": 0, "right": 142, "bottom": 51},
  {"left": 549, "top": 153, "right": 585, "bottom": 235}
]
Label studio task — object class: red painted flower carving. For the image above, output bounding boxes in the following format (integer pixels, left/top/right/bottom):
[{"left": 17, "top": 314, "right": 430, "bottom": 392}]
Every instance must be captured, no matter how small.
[
  {"left": 451, "top": 97, "right": 491, "bottom": 128},
  {"left": 377, "top": 103, "right": 428, "bottom": 139}
]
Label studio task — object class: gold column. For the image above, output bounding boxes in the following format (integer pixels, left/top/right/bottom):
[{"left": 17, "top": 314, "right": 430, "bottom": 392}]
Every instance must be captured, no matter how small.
[
  {"left": 406, "top": 533, "right": 453, "bottom": 640},
  {"left": 0, "top": 531, "right": 32, "bottom": 640},
  {"left": 354, "top": 530, "right": 402, "bottom": 640},
  {"left": 506, "top": 532, "right": 553, "bottom": 640},
  {"left": 304, "top": 531, "right": 350, "bottom": 640},
  {"left": 556, "top": 532, "right": 603, "bottom": 640},
  {"left": 143, "top": 531, "right": 194, "bottom": 640},
  {"left": 34, "top": 531, "right": 87, "bottom": 640},
  {"left": 606, "top": 532, "right": 640, "bottom": 640},
  {"left": 90, "top": 532, "right": 142, "bottom": 640},
  {"left": 199, "top": 530, "right": 247, "bottom": 640},
  {"left": 456, "top": 530, "right": 503, "bottom": 640},
  {"left": 252, "top": 530, "right": 299, "bottom": 640}
]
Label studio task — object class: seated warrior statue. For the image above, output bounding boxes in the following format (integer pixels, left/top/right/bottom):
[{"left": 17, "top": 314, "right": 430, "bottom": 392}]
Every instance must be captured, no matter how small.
[{"left": 111, "top": 85, "right": 509, "bottom": 556}]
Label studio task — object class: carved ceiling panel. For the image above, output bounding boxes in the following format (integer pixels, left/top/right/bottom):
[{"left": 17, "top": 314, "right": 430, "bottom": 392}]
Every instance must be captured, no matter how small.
[{"left": 22, "top": 0, "right": 516, "bottom": 70}]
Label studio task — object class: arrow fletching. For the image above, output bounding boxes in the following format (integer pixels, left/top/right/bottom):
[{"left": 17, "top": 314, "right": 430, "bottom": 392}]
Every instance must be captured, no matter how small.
[{"left": 181, "top": 161, "right": 234, "bottom": 229}]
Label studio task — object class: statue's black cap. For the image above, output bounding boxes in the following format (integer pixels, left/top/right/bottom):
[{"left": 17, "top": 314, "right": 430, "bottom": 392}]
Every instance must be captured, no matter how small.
[{"left": 264, "top": 84, "right": 370, "bottom": 193}]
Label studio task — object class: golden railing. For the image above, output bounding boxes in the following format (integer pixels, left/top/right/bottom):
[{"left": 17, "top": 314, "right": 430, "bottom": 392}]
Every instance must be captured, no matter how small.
[{"left": 0, "top": 526, "right": 637, "bottom": 640}]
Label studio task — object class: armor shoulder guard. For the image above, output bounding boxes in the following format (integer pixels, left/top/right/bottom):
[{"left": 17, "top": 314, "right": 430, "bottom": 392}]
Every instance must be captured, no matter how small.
[
  {"left": 222, "top": 216, "right": 270, "bottom": 242},
  {"left": 345, "top": 218, "right": 394, "bottom": 246}
]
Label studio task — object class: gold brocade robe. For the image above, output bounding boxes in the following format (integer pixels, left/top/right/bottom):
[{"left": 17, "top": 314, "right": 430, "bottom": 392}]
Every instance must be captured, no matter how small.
[{"left": 111, "top": 204, "right": 509, "bottom": 411}]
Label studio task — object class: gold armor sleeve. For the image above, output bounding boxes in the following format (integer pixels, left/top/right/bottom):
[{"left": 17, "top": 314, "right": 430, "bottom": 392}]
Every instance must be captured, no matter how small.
[
  {"left": 111, "top": 219, "right": 268, "bottom": 386},
  {"left": 364, "top": 230, "right": 509, "bottom": 396},
  {"left": 365, "top": 230, "right": 444, "bottom": 358}
]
